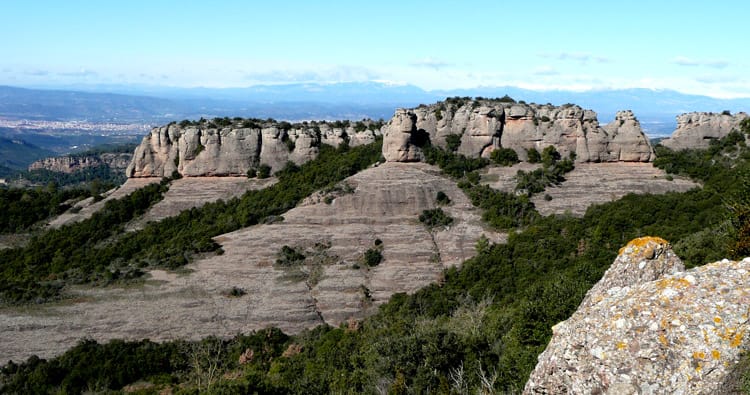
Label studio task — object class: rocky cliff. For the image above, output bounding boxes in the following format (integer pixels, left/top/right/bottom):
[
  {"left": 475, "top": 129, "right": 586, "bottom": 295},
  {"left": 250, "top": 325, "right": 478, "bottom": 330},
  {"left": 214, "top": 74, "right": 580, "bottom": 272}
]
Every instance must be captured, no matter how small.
[
  {"left": 127, "top": 119, "right": 382, "bottom": 177},
  {"left": 382, "top": 98, "right": 654, "bottom": 163},
  {"left": 661, "top": 111, "right": 749, "bottom": 150},
  {"left": 524, "top": 237, "right": 750, "bottom": 394},
  {"left": 29, "top": 153, "right": 132, "bottom": 173}
]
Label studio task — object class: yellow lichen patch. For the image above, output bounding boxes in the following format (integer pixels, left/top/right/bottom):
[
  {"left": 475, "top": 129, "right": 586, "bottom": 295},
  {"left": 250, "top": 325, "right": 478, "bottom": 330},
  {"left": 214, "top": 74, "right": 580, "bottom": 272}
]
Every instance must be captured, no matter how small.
[
  {"left": 730, "top": 331, "right": 745, "bottom": 348},
  {"left": 655, "top": 277, "right": 693, "bottom": 290},
  {"left": 695, "top": 362, "right": 702, "bottom": 372},
  {"left": 619, "top": 236, "right": 669, "bottom": 255},
  {"left": 712, "top": 350, "right": 721, "bottom": 359},
  {"left": 714, "top": 316, "right": 722, "bottom": 324},
  {"left": 658, "top": 333, "right": 668, "bottom": 346},
  {"left": 693, "top": 351, "right": 706, "bottom": 360},
  {"left": 616, "top": 341, "right": 627, "bottom": 350}
]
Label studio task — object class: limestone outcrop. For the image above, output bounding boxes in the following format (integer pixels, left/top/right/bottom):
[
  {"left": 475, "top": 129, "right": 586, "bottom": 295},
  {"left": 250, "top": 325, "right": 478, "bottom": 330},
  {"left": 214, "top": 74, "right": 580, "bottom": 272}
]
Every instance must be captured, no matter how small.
[
  {"left": 381, "top": 99, "right": 655, "bottom": 163},
  {"left": 524, "top": 237, "right": 750, "bottom": 394},
  {"left": 127, "top": 120, "right": 383, "bottom": 177},
  {"left": 661, "top": 111, "right": 749, "bottom": 150},
  {"left": 29, "top": 153, "right": 132, "bottom": 173}
]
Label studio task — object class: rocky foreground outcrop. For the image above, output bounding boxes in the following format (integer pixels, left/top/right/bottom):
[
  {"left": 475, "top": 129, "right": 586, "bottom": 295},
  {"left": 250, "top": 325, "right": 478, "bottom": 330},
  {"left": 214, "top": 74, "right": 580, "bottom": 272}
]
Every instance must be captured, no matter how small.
[
  {"left": 127, "top": 120, "right": 381, "bottom": 177},
  {"left": 29, "top": 153, "right": 132, "bottom": 173},
  {"left": 382, "top": 99, "right": 654, "bottom": 163},
  {"left": 661, "top": 111, "right": 749, "bottom": 150},
  {"left": 524, "top": 237, "right": 750, "bottom": 394}
]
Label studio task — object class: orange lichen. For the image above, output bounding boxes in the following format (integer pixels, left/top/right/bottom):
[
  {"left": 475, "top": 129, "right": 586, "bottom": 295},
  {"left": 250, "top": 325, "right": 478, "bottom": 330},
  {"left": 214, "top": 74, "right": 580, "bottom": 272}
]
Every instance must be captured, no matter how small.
[
  {"left": 714, "top": 316, "right": 722, "bottom": 324},
  {"left": 658, "top": 333, "right": 668, "bottom": 345},
  {"left": 616, "top": 341, "right": 627, "bottom": 350},
  {"left": 693, "top": 351, "right": 706, "bottom": 360},
  {"left": 730, "top": 331, "right": 745, "bottom": 348},
  {"left": 711, "top": 350, "right": 721, "bottom": 359},
  {"left": 619, "top": 236, "right": 669, "bottom": 255}
]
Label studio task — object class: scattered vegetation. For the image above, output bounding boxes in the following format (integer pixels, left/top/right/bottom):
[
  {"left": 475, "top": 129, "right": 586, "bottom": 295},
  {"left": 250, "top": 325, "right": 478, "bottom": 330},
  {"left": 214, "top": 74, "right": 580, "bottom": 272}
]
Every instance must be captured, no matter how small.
[
  {"left": 514, "top": 146, "right": 574, "bottom": 196},
  {"left": 3, "top": 124, "right": 750, "bottom": 393},
  {"left": 0, "top": 140, "right": 382, "bottom": 304},
  {"left": 256, "top": 164, "right": 272, "bottom": 179},
  {"left": 0, "top": 185, "right": 91, "bottom": 233}
]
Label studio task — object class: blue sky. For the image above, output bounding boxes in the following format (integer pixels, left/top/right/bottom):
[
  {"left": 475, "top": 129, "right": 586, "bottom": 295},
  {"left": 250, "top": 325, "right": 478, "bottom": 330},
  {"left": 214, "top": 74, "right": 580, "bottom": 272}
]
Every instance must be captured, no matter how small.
[{"left": 1, "top": 0, "right": 748, "bottom": 98}]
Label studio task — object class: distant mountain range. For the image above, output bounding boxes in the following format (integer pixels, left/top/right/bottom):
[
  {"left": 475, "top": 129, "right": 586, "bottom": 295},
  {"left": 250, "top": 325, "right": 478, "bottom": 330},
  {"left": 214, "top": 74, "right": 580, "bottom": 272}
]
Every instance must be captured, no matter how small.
[{"left": 4, "top": 83, "right": 750, "bottom": 136}]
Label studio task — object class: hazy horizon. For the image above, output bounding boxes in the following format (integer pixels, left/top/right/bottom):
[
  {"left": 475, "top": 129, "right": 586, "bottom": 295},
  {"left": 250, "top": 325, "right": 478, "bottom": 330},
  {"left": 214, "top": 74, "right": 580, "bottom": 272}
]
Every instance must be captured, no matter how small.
[{"left": 1, "top": 0, "right": 748, "bottom": 99}]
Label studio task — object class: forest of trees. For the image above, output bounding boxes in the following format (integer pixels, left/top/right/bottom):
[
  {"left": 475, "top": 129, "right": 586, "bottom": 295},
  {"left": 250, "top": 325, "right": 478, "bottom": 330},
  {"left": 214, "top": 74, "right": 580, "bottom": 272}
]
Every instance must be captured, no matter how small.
[{"left": 1, "top": 124, "right": 750, "bottom": 393}]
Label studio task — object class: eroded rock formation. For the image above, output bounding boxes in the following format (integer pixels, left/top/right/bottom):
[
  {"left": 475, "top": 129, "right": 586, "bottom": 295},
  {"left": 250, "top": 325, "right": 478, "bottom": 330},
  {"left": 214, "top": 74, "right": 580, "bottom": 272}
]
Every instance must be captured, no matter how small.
[
  {"left": 127, "top": 120, "right": 382, "bottom": 177},
  {"left": 524, "top": 237, "right": 750, "bottom": 394},
  {"left": 381, "top": 99, "right": 655, "bottom": 163},
  {"left": 29, "top": 153, "right": 132, "bottom": 173},
  {"left": 661, "top": 111, "right": 749, "bottom": 150}
]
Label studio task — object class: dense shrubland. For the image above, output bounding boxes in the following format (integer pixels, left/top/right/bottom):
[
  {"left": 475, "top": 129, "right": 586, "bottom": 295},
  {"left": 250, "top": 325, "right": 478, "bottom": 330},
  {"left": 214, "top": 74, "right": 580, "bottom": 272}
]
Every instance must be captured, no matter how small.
[{"left": 3, "top": 124, "right": 750, "bottom": 393}]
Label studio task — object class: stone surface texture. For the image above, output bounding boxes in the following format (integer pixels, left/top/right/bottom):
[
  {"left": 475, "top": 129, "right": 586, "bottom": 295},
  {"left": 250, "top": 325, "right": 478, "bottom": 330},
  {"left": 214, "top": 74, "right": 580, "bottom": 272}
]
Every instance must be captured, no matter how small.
[
  {"left": 524, "top": 237, "right": 750, "bottom": 395},
  {"left": 661, "top": 112, "right": 749, "bottom": 151},
  {"left": 381, "top": 99, "right": 655, "bottom": 163},
  {"left": 127, "top": 121, "right": 382, "bottom": 177}
]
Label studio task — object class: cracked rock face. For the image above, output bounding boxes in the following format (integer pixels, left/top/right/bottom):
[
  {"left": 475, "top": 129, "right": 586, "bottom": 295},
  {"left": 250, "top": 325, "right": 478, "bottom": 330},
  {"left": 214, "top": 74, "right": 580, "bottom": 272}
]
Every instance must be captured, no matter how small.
[
  {"left": 661, "top": 112, "right": 749, "bottom": 151},
  {"left": 524, "top": 237, "right": 750, "bottom": 395},
  {"left": 382, "top": 100, "right": 654, "bottom": 163},
  {"left": 127, "top": 122, "right": 382, "bottom": 177}
]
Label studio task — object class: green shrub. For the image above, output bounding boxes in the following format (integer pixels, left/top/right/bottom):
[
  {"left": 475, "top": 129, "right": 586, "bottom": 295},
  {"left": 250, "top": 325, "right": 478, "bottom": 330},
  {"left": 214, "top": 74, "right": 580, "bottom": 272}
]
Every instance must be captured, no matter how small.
[
  {"left": 276, "top": 245, "right": 306, "bottom": 266},
  {"left": 526, "top": 148, "right": 541, "bottom": 163},
  {"left": 363, "top": 248, "right": 383, "bottom": 267},
  {"left": 445, "top": 134, "right": 462, "bottom": 152},
  {"left": 436, "top": 191, "right": 451, "bottom": 205},
  {"left": 490, "top": 148, "right": 520, "bottom": 166},
  {"left": 247, "top": 168, "right": 257, "bottom": 178},
  {"left": 257, "top": 164, "right": 272, "bottom": 179},
  {"left": 419, "top": 208, "right": 454, "bottom": 228}
]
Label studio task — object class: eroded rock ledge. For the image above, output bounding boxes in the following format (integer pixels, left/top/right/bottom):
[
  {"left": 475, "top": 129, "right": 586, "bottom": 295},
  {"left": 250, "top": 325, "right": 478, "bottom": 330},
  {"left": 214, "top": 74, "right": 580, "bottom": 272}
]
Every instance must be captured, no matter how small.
[
  {"left": 382, "top": 99, "right": 654, "bottom": 163},
  {"left": 661, "top": 111, "right": 749, "bottom": 151},
  {"left": 127, "top": 120, "right": 382, "bottom": 177},
  {"left": 524, "top": 237, "right": 750, "bottom": 394}
]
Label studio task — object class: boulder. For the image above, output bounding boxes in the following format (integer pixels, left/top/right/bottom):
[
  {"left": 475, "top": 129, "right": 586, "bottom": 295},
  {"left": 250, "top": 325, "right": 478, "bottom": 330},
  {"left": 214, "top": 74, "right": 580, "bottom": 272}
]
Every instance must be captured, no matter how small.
[
  {"left": 524, "top": 237, "right": 750, "bottom": 394},
  {"left": 382, "top": 109, "right": 425, "bottom": 162}
]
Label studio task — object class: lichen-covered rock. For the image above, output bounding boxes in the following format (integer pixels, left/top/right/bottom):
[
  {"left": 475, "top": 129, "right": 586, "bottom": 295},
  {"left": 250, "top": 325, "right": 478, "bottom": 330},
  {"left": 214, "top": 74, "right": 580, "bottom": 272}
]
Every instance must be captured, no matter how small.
[
  {"left": 524, "top": 237, "right": 750, "bottom": 395},
  {"left": 661, "top": 112, "right": 749, "bottom": 150},
  {"left": 382, "top": 99, "right": 654, "bottom": 163},
  {"left": 127, "top": 120, "right": 382, "bottom": 177}
]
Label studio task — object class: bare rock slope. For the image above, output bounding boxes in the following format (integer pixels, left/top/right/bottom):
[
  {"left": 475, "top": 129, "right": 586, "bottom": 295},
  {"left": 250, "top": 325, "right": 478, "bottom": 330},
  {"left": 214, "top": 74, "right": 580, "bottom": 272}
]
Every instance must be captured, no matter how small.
[
  {"left": 0, "top": 162, "right": 503, "bottom": 362},
  {"left": 524, "top": 237, "right": 750, "bottom": 394},
  {"left": 127, "top": 176, "right": 277, "bottom": 230},
  {"left": 382, "top": 99, "right": 654, "bottom": 163}
]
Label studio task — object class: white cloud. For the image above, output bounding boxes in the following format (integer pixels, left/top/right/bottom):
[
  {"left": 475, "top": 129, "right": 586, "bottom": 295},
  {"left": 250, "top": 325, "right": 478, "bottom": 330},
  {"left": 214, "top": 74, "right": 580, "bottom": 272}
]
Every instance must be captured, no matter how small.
[
  {"left": 539, "top": 52, "right": 610, "bottom": 64},
  {"left": 409, "top": 57, "right": 453, "bottom": 70},
  {"left": 672, "top": 56, "right": 728, "bottom": 68},
  {"left": 532, "top": 66, "right": 559, "bottom": 76}
]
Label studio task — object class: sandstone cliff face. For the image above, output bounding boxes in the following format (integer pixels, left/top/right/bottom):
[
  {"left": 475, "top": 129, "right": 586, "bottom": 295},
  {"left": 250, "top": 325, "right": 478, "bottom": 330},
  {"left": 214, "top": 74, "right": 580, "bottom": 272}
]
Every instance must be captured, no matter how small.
[
  {"left": 661, "top": 111, "right": 749, "bottom": 150},
  {"left": 127, "top": 120, "right": 382, "bottom": 177},
  {"left": 381, "top": 99, "right": 655, "bottom": 163},
  {"left": 524, "top": 237, "right": 750, "bottom": 394},
  {"left": 29, "top": 153, "right": 132, "bottom": 173}
]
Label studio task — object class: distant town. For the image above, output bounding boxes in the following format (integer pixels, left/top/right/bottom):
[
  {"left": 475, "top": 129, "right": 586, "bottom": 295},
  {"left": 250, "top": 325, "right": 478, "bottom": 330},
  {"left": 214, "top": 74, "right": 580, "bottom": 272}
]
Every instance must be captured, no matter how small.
[{"left": 0, "top": 117, "right": 152, "bottom": 134}]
